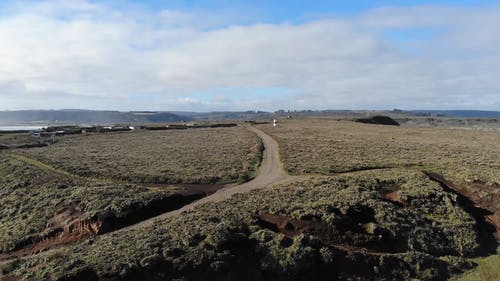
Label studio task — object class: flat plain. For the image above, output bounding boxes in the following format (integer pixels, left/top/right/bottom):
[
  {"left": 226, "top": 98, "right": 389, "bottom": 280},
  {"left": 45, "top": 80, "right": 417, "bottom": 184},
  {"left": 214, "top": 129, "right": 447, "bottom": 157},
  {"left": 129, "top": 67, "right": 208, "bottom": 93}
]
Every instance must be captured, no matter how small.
[
  {"left": 256, "top": 119, "right": 500, "bottom": 185},
  {"left": 16, "top": 126, "right": 263, "bottom": 184},
  {"left": 1, "top": 119, "right": 499, "bottom": 281}
]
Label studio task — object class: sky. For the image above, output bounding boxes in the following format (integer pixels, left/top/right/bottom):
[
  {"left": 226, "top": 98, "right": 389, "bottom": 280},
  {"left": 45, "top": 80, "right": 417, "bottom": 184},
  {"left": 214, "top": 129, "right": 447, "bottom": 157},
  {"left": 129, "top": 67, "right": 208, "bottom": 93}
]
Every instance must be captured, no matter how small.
[{"left": 0, "top": 0, "right": 500, "bottom": 111}]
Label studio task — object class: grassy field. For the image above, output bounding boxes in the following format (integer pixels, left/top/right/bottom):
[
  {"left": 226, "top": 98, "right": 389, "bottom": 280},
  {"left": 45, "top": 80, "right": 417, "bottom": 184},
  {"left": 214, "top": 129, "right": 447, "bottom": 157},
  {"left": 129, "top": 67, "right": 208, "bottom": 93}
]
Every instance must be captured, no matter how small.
[
  {"left": 0, "top": 125, "right": 264, "bottom": 257},
  {"left": 1, "top": 120, "right": 498, "bottom": 280},
  {"left": 257, "top": 119, "right": 500, "bottom": 185},
  {"left": 4, "top": 169, "right": 490, "bottom": 280},
  {"left": 16, "top": 126, "right": 263, "bottom": 185},
  {"left": 452, "top": 247, "right": 500, "bottom": 281}
]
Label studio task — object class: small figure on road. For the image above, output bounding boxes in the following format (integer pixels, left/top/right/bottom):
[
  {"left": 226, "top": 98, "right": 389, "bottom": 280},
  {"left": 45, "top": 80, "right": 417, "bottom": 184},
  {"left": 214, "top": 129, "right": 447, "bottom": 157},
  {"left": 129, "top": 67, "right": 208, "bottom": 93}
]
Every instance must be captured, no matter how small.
[{"left": 273, "top": 119, "right": 277, "bottom": 127}]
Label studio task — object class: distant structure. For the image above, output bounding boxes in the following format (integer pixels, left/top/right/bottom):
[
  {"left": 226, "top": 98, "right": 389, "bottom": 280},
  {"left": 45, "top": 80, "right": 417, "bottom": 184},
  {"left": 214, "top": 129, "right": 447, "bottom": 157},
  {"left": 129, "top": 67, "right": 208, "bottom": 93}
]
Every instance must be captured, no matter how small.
[
  {"left": 273, "top": 119, "right": 277, "bottom": 127},
  {"left": 128, "top": 126, "right": 143, "bottom": 131},
  {"left": 30, "top": 131, "right": 41, "bottom": 138}
]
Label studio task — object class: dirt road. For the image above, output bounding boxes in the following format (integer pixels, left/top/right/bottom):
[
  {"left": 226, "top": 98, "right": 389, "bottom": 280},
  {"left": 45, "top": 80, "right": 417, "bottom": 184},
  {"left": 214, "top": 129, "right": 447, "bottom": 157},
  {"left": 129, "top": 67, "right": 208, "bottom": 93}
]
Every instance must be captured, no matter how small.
[
  {"left": 0, "top": 125, "right": 292, "bottom": 267},
  {"left": 120, "top": 125, "right": 292, "bottom": 230}
]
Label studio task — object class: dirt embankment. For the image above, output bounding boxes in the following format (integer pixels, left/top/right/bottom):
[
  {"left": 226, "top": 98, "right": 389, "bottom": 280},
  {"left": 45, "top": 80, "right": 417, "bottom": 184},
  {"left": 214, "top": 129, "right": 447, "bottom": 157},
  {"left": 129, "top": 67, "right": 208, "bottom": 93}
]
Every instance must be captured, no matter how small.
[
  {"left": 0, "top": 193, "right": 204, "bottom": 263},
  {"left": 2, "top": 218, "right": 101, "bottom": 261}
]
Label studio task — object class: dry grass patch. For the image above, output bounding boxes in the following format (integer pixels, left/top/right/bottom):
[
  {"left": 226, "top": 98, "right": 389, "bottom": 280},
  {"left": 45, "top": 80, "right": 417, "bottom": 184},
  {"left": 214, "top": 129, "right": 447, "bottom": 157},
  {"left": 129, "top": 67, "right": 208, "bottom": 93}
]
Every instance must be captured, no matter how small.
[
  {"left": 257, "top": 119, "right": 500, "bottom": 185},
  {"left": 16, "top": 126, "right": 263, "bottom": 184}
]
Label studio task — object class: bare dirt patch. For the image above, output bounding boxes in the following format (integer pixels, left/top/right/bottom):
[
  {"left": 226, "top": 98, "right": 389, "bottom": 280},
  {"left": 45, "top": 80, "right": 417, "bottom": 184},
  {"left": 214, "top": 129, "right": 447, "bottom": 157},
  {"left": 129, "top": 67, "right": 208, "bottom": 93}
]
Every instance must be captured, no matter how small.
[{"left": 378, "top": 183, "right": 407, "bottom": 206}]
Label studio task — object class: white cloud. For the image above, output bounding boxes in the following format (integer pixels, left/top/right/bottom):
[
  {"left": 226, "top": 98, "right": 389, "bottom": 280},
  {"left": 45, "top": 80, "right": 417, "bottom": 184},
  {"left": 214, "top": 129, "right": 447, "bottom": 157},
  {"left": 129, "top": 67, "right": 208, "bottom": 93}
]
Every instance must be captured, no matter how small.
[{"left": 0, "top": 1, "right": 499, "bottom": 110}]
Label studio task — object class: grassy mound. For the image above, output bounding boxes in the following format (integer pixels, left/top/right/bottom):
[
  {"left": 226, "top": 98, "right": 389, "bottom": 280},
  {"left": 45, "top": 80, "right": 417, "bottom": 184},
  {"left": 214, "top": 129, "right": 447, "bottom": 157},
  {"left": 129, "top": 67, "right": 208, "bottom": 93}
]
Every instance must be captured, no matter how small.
[{"left": 355, "top": 116, "right": 400, "bottom": 126}]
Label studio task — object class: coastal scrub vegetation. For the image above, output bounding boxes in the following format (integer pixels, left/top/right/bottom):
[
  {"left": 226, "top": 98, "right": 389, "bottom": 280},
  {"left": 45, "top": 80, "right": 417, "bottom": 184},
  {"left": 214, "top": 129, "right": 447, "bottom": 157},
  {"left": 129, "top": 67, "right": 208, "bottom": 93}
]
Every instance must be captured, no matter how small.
[
  {"left": 257, "top": 119, "right": 500, "bottom": 185},
  {"left": 5, "top": 169, "right": 493, "bottom": 280},
  {"left": 0, "top": 154, "right": 188, "bottom": 255},
  {"left": 16, "top": 126, "right": 263, "bottom": 184}
]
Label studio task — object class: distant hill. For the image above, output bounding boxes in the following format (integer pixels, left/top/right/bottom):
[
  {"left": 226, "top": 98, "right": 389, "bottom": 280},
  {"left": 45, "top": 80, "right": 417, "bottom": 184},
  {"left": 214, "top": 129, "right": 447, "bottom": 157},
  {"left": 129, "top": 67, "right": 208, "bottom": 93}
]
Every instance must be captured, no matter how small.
[
  {"left": 1, "top": 109, "right": 498, "bottom": 126},
  {"left": 409, "top": 110, "right": 500, "bottom": 118},
  {"left": 0, "top": 110, "right": 276, "bottom": 125},
  {"left": 0, "top": 110, "right": 187, "bottom": 125},
  {"left": 172, "top": 111, "right": 272, "bottom": 120}
]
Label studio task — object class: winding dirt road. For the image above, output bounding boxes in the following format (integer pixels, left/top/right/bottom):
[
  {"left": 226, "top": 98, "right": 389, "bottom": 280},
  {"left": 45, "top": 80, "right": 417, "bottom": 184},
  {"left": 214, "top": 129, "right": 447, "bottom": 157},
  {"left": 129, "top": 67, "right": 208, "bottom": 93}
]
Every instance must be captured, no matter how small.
[
  {"left": 0, "top": 125, "right": 292, "bottom": 267},
  {"left": 120, "top": 125, "right": 292, "bottom": 230}
]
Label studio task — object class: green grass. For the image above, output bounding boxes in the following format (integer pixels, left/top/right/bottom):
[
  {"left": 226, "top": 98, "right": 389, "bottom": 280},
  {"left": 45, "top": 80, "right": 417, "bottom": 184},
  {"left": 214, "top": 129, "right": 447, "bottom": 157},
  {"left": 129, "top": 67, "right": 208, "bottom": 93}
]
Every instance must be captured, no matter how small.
[
  {"left": 7, "top": 154, "right": 71, "bottom": 176},
  {"left": 453, "top": 247, "right": 500, "bottom": 281}
]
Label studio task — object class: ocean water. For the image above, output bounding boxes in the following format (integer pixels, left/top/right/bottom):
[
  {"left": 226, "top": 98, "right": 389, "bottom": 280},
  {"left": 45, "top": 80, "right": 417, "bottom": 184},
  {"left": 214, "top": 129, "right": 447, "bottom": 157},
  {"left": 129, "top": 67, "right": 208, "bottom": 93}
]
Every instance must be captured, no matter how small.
[{"left": 0, "top": 125, "right": 46, "bottom": 131}]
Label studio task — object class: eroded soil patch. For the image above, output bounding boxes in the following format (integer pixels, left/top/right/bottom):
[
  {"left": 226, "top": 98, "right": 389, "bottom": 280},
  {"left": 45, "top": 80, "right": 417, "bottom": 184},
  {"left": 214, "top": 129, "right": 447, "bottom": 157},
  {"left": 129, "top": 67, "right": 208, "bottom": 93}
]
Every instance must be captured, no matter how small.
[
  {"left": 378, "top": 183, "right": 407, "bottom": 206},
  {"left": 0, "top": 193, "right": 204, "bottom": 263}
]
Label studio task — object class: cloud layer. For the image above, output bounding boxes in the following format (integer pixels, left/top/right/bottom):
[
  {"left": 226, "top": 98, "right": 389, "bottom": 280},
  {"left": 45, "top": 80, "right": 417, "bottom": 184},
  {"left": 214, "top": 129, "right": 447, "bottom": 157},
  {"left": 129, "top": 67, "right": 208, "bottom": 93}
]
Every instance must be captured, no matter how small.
[{"left": 0, "top": 0, "right": 499, "bottom": 111}]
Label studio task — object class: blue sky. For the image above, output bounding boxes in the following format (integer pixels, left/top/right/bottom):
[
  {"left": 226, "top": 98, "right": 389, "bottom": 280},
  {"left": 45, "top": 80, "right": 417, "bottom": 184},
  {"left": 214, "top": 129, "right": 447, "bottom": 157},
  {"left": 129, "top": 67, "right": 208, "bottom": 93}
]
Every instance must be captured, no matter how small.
[
  {"left": 126, "top": 0, "right": 496, "bottom": 18},
  {"left": 0, "top": 0, "right": 500, "bottom": 111}
]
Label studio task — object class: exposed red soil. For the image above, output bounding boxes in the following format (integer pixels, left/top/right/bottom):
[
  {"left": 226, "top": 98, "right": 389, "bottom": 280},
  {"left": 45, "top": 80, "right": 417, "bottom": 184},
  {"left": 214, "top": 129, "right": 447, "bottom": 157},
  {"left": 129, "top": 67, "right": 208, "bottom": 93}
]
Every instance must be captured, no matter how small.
[
  {"left": 0, "top": 217, "right": 100, "bottom": 262},
  {"left": 378, "top": 183, "right": 406, "bottom": 206},
  {"left": 384, "top": 191, "right": 405, "bottom": 205},
  {"left": 486, "top": 215, "right": 500, "bottom": 239},
  {"left": 253, "top": 213, "right": 316, "bottom": 239},
  {"left": 0, "top": 192, "right": 205, "bottom": 264}
]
